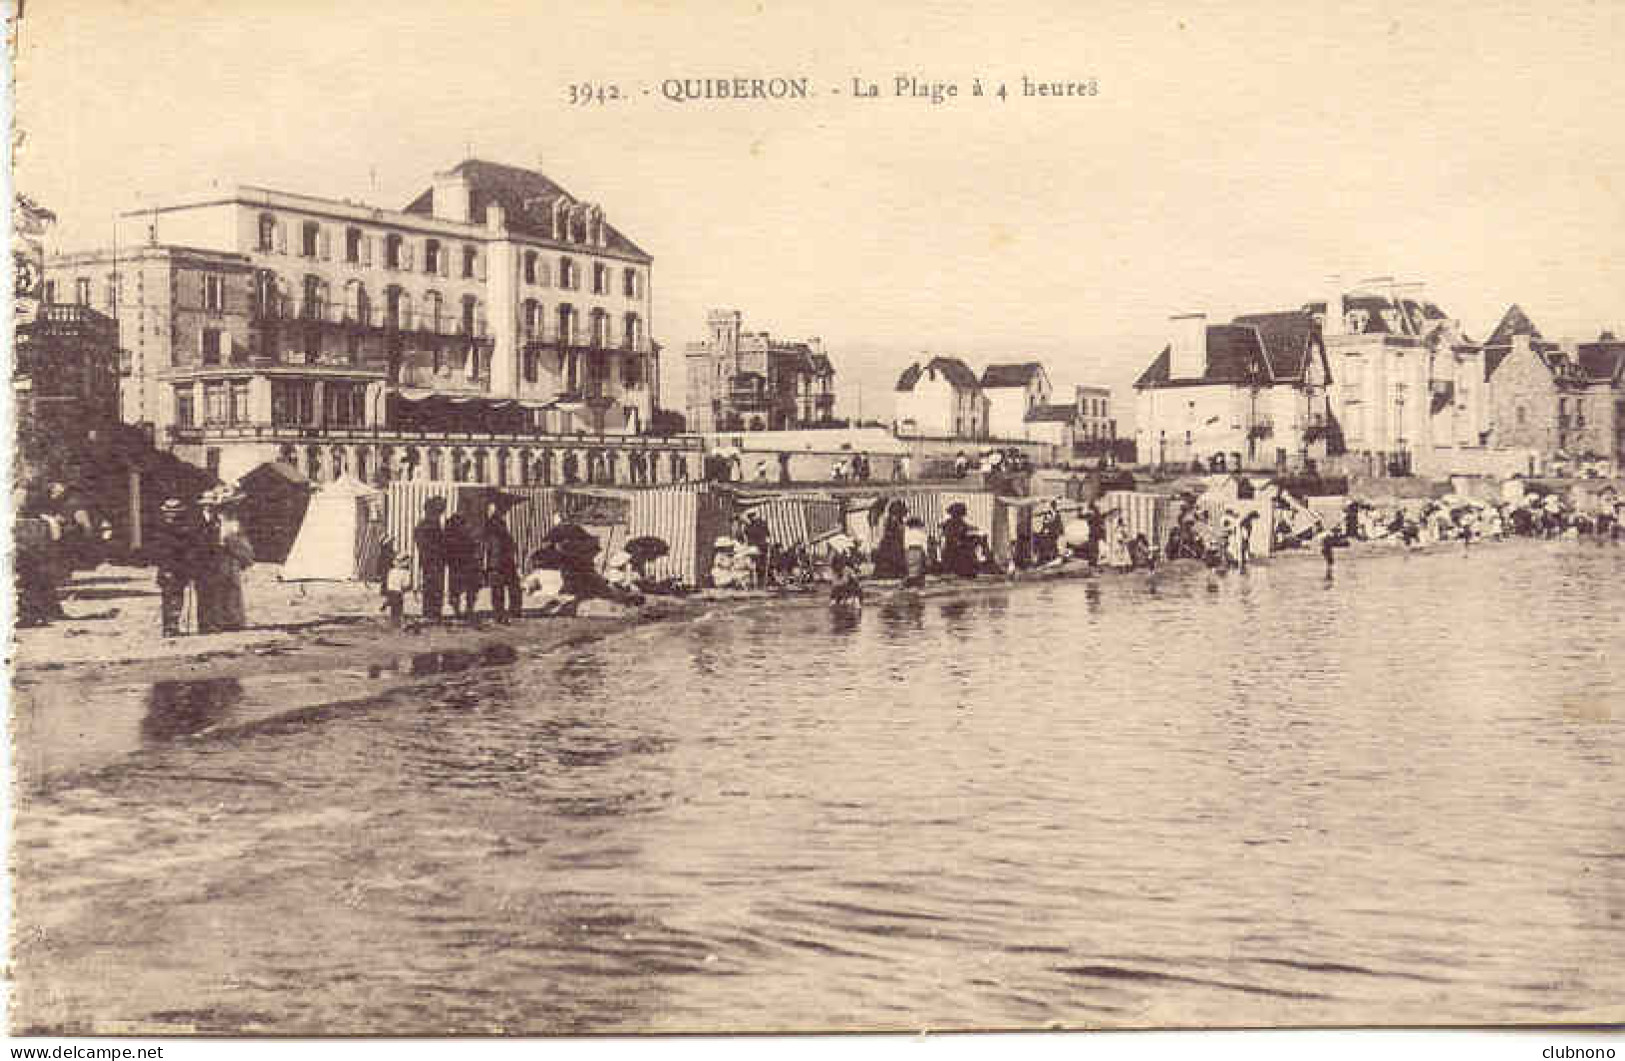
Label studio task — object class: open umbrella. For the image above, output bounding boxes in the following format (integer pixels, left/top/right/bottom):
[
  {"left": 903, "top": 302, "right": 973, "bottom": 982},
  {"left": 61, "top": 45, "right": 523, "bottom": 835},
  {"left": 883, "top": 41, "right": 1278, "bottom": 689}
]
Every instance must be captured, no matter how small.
[
  {"left": 625, "top": 535, "right": 670, "bottom": 563},
  {"left": 465, "top": 487, "right": 526, "bottom": 517},
  {"left": 544, "top": 521, "right": 596, "bottom": 545}
]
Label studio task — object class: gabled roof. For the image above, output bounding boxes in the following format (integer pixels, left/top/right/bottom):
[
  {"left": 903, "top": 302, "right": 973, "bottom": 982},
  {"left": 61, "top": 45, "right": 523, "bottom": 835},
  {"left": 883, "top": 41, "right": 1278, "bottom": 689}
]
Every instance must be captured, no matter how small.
[
  {"left": 896, "top": 356, "right": 980, "bottom": 392},
  {"left": 1025, "top": 403, "right": 1076, "bottom": 424},
  {"left": 1482, "top": 306, "right": 1551, "bottom": 380},
  {"left": 404, "top": 159, "right": 651, "bottom": 262},
  {"left": 1483, "top": 304, "right": 1543, "bottom": 348},
  {"left": 809, "top": 352, "right": 835, "bottom": 376},
  {"left": 980, "top": 362, "right": 1045, "bottom": 389}
]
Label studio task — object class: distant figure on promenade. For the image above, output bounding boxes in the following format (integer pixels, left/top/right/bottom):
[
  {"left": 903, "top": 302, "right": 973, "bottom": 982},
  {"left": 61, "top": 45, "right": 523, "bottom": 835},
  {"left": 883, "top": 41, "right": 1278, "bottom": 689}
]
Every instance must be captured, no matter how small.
[
  {"left": 444, "top": 512, "right": 481, "bottom": 619},
  {"left": 953, "top": 451, "right": 970, "bottom": 479},
  {"left": 152, "top": 498, "right": 197, "bottom": 638},
  {"left": 414, "top": 496, "right": 448, "bottom": 619},
  {"left": 481, "top": 501, "right": 522, "bottom": 623}
]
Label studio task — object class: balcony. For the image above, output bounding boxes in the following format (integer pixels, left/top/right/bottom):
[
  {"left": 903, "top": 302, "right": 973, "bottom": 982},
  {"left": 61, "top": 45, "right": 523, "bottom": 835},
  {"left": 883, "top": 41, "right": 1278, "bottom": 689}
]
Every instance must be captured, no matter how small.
[
  {"left": 394, "top": 363, "right": 491, "bottom": 395},
  {"left": 284, "top": 300, "right": 489, "bottom": 343}
]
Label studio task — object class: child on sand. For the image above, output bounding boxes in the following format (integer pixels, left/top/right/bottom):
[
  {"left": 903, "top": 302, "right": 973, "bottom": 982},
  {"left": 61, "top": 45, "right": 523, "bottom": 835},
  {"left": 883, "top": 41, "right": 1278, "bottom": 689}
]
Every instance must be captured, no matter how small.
[{"left": 384, "top": 554, "right": 414, "bottom": 627}]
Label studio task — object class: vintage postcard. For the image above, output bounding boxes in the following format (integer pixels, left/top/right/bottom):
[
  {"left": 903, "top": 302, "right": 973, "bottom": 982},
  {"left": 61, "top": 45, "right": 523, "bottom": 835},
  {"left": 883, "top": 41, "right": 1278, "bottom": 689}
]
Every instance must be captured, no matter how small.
[{"left": 6, "top": 0, "right": 1623, "bottom": 1048}]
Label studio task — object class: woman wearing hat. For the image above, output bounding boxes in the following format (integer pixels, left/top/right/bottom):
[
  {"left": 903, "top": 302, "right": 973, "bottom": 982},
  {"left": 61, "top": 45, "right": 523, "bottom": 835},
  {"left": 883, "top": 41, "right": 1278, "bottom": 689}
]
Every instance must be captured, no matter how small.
[
  {"left": 940, "top": 501, "right": 981, "bottom": 578},
  {"left": 196, "top": 487, "right": 255, "bottom": 633}
]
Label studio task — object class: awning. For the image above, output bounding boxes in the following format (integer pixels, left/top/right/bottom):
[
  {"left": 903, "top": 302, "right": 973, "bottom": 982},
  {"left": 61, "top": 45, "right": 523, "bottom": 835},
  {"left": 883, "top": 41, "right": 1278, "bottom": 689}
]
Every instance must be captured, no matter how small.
[{"left": 395, "top": 388, "right": 435, "bottom": 401}]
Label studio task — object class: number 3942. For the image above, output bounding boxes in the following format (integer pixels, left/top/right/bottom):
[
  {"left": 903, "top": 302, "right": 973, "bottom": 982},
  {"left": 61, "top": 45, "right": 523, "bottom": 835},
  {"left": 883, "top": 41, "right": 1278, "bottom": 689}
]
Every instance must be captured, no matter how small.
[{"left": 567, "top": 83, "right": 622, "bottom": 105}]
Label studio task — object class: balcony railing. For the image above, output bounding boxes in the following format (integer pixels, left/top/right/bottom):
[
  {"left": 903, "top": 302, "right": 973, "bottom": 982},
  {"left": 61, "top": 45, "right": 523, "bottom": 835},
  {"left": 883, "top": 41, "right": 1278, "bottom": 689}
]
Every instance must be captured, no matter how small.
[
  {"left": 394, "top": 363, "right": 491, "bottom": 394},
  {"left": 166, "top": 422, "right": 702, "bottom": 447},
  {"left": 274, "top": 299, "right": 488, "bottom": 339}
]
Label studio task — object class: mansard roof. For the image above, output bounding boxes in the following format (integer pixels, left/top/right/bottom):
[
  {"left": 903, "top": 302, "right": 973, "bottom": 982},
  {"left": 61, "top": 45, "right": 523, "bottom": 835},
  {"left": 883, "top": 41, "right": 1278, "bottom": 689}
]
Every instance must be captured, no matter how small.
[{"left": 404, "top": 159, "right": 652, "bottom": 262}]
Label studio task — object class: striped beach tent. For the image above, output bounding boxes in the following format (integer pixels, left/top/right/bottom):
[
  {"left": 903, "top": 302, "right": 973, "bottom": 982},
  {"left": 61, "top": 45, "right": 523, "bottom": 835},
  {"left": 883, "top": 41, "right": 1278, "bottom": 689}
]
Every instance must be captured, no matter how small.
[{"left": 1103, "top": 490, "right": 1175, "bottom": 553}]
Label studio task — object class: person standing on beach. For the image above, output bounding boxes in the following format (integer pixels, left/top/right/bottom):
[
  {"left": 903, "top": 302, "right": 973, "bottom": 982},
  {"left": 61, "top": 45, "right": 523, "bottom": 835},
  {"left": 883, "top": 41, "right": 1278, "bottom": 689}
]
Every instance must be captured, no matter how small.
[
  {"left": 152, "top": 498, "right": 197, "bottom": 637},
  {"left": 443, "top": 512, "right": 480, "bottom": 619},
  {"left": 414, "top": 497, "right": 448, "bottom": 620},
  {"left": 481, "top": 502, "right": 521, "bottom": 623},
  {"left": 212, "top": 505, "right": 255, "bottom": 631}
]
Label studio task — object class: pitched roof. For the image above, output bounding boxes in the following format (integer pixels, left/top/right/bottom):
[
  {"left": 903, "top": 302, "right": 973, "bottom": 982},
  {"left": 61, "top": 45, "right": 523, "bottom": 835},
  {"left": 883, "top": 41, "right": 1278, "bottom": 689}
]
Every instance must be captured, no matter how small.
[
  {"left": 1133, "top": 325, "right": 1269, "bottom": 389},
  {"left": 896, "top": 356, "right": 980, "bottom": 392},
  {"left": 1484, "top": 304, "right": 1543, "bottom": 348},
  {"left": 980, "top": 362, "right": 1045, "bottom": 389},
  {"left": 1482, "top": 306, "right": 1550, "bottom": 380},
  {"left": 1575, "top": 341, "right": 1625, "bottom": 384},
  {"left": 1025, "top": 403, "right": 1076, "bottom": 423},
  {"left": 1134, "top": 346, "right": 1172, "bottom": 389},
  {"left": 809, "top": 352, "right": 835, "bottom": 376},
  {"left": 403, "top": 159, "right": 652, "bottom": 262},
  {"left": 1232, "top": 310, "right": 1318, "bottom": 382}
]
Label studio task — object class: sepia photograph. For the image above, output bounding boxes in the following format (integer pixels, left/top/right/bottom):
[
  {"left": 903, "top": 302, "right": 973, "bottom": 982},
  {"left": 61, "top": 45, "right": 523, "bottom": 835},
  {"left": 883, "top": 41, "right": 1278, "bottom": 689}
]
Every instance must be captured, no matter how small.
[{"left": 5, "top": 0, "right": 1624, "bottom": 1050}]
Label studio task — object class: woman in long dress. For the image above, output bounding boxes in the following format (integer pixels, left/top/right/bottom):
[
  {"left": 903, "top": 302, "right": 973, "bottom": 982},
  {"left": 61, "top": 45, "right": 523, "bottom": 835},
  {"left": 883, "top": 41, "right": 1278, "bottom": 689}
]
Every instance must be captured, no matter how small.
[
  {"left": 214, "top": 513, "right": 255, "bottom": 631},
  {"left": 873, "top": 499, "right": 908, "bottom": 579}
]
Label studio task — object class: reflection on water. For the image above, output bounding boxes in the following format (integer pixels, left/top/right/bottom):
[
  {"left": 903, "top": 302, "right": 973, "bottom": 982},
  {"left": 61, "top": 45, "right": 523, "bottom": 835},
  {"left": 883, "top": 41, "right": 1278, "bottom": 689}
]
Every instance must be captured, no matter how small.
[{"left": 11, "top": 539, "right": 1625, "bottom": 1034}]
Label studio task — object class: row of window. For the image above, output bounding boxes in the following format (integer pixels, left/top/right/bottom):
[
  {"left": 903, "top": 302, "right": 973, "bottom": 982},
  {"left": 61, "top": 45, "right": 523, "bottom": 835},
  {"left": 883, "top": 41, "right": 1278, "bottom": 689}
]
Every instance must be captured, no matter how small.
[
  {"left": 174, "top": 380, "right": 368, "bottom": 429},
  {"left": 256, "top": 213, "right": 643, "bottom": 296},
  {"left": 520, "top": 300, "right": 643, "bottom": 349}
]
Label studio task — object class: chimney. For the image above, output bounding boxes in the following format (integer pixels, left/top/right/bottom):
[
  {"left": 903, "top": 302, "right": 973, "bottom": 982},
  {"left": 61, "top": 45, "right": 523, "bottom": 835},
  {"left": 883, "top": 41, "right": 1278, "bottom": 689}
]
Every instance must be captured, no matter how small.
[
  {"left": 1322, "top": 275, "right": 1345, "bottom": 338},
  {"left": 432, "top": 169, "right": 472, "bottom": 223},
  {"left": 1169, "top": 313, "right": 1207, "bottom": 382}
]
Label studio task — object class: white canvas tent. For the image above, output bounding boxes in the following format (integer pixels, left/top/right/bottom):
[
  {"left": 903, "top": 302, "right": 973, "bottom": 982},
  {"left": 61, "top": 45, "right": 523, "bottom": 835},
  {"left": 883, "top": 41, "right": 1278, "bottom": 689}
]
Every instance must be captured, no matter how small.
[{"left": 280, "top": 473, "right": 380, "bottom": 581}]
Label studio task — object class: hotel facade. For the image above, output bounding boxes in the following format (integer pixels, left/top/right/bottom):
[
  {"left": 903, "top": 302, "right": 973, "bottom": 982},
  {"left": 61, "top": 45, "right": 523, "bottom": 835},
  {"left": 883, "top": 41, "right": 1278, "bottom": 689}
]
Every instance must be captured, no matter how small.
[{"left": 47, "top": 160, "right": 698, "bottom": 486}]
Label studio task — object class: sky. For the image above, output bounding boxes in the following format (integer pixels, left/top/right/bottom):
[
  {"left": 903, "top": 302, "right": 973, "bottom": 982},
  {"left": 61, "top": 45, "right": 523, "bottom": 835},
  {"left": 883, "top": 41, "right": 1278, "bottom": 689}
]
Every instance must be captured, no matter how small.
[{"left": 14, "top": 0, "right": 1625, "bottom": 429}]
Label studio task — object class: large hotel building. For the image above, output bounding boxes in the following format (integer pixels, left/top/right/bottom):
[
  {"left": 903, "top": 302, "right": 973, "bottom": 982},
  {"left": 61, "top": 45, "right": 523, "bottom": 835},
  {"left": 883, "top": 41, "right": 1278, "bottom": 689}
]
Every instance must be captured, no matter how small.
[{"left": 46, "top": 160, "right": 696, "bottom": 485}]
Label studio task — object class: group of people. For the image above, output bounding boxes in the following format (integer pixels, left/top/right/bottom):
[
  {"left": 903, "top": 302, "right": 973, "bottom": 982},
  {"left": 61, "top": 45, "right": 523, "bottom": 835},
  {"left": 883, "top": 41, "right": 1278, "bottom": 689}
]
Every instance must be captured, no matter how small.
[
  {"left": 151, "top": 487, "right": 256, "bottom": 637},
  {"left": 392, "top": 496, "right": 521, "bottom": 624},
  {"left": 14, "top": 479, "right": 110, "bottom": 627}
]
